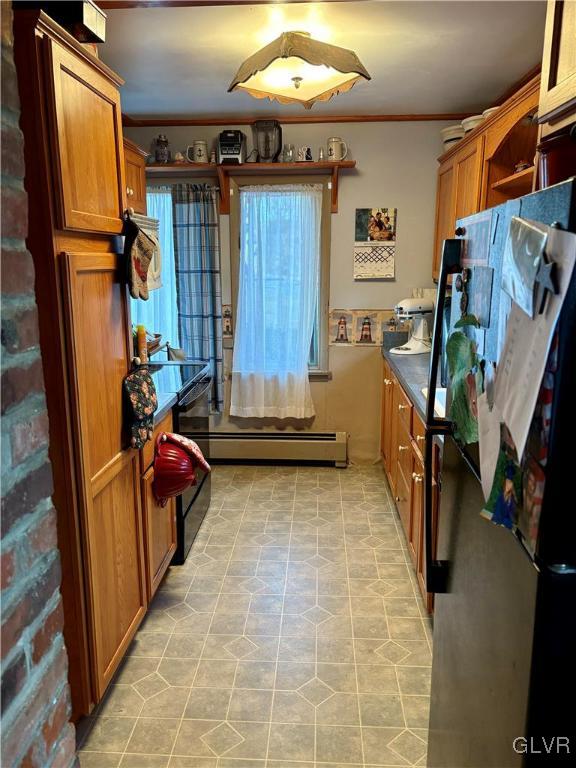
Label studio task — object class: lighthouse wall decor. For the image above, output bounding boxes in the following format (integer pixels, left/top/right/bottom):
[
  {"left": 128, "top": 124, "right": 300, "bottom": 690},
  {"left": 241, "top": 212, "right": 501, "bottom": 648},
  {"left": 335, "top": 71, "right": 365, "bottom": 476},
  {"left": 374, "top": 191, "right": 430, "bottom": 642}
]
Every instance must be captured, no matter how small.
[{"left": 328, "top": 309, "right": 394, "bottom": 346}]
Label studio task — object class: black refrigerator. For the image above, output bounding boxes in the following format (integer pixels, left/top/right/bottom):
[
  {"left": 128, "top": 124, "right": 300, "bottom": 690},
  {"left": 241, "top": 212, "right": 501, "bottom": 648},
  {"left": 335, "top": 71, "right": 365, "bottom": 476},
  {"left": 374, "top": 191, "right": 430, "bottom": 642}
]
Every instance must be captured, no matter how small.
[{"left": 424, "top": 178, "right": 576, "bottom": 767}]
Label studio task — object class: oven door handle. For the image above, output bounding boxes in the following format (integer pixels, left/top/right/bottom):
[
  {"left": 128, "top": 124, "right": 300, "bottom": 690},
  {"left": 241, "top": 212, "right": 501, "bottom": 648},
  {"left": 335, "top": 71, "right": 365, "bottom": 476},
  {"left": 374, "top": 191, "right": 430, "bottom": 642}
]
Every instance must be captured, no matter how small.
[{"left": 178, "top": 378, "right": 212, "bottom": 408}]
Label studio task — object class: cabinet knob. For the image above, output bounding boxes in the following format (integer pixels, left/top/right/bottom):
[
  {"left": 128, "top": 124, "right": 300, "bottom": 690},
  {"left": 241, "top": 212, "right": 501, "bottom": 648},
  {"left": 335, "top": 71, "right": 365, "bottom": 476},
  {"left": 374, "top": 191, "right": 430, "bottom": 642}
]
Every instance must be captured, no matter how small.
[
  {"left": 398, "top": 404, "right": 408, "bottom": 411},
  {"left": 384, "top": 378, "right": 392, "bottom": 385},
  {"left": 412, "top": 472, "right": 423, "bottom": 483},
  {"left": 416, "top": 435, "right": 425, "bottom": 443},
  {"left": 398, "top": 445, "right": 409, "bottom": 452}
]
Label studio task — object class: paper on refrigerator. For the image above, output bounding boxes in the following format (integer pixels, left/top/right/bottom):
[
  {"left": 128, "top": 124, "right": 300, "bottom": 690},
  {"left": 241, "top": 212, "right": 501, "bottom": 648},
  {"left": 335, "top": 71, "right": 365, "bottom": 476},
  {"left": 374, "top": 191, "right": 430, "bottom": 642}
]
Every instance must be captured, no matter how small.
[
  {"left": 493, "top": 227, "right": 576, "bottom": 458},
  {"left": 478, "top": 391, "right": 503, "bottom": 501}
]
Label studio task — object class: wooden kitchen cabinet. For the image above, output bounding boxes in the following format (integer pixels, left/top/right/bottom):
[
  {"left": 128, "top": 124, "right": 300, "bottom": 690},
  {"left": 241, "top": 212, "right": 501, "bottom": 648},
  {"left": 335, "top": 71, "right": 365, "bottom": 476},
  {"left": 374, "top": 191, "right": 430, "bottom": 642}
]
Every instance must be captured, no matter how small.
[
  {"left": 539, "top": 0, "right": 576, "bottom": 133},
  {"left": 432, "top": 157, "right": 455, "bottom": 280},
  {"left": 63, "top": 252, "right": 147, "bottom": 699},
  {"left": 380, "top": 360, "right": 396, "bottom": 477},
  {"left": 432, "top": 76, "right": 540, "bottom": 279},
  {"left": 14, "top": 10, "right": 144, "bottom": 716},
  {"left": 47, "top": 37, "right": 126, "bottom": 233},
  {"left": 380, "top": 361, "right": 437, "bottom": 611},
  {"left": 124, "top": 138, "right": 148, "bottom": 215},
  {"left": 142, "top": 467, "right": 177, "bottom": 600},
  {"left": 140, "top": 410, "right": 177, "bottom": 600}
]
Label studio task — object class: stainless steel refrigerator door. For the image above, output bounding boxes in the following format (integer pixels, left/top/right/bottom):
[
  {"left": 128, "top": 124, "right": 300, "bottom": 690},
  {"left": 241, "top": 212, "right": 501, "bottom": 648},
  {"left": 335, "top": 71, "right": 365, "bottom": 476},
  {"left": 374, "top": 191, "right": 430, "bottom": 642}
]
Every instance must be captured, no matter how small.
[{"left": 428, "top": 436, "right": 538, "bottom": 768}]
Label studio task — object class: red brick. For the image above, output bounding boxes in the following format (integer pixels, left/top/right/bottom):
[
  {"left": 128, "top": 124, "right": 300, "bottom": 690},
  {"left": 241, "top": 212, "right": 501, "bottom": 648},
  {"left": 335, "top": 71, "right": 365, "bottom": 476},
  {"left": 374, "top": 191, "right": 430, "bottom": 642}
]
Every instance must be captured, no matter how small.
[
  {"left": 29, "top": 507, "right": 58, "bottom": 557},
  {"left": 1, "top": 555, "right": 61, "bottom": 657},
  {"left": 1, "top": 356, "right": 45, "bottom": 415},
  {"left": 0, "top": 645, "right": 68, "bottom": 767},
  {"left": 1, "top": 183, "right": 28, "bottom": 239},
  {"left": 2, "top": 306, "right": 39, "bottom": 353},
  {"left": 11, "top": 410, "right": 49, "bottom": 464},
  {"left": 0, "top": 649, "right": 27, "bottom": 713},
  {"left": 1, "top": 119, "right": 24, "bottom": 179},
  {"left": 0, "top": 460, "right": 53, "bottom": 536},
  {"left": 32, "top": 599, "right": 64, "bottom": 665},
  {"left": 1, "top": 547, "right": 15, "bottom": 589},
  {"left": 42, "top": 687, "right": 70, "bottom": 755},
  {"left": 1, "top": 52, "right": 20, "bottom": 115},
  {"left": 49, "top": 725, "right": 77, "bottom": 768},
  {"left": 0, "top": 247, "right": 35, "bottom": 295}
]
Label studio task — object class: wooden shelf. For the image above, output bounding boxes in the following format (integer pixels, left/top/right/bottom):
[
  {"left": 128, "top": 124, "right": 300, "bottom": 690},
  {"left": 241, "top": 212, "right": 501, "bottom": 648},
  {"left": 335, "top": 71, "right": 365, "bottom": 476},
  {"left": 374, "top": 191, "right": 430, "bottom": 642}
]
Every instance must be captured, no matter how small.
[
  {"left": 145, "top": 160, "right": 357, "bottom": 214},
  {"left": 490, "top": 166, "right": 534, "bottom": 196}
]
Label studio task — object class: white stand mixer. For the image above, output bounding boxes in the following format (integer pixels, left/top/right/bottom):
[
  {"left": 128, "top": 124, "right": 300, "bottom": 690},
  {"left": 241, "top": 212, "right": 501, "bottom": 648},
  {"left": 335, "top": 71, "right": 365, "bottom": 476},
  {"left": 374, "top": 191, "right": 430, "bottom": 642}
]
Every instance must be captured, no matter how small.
[{"left": 390, "top": 297, "right": 434, "bottom": 355}]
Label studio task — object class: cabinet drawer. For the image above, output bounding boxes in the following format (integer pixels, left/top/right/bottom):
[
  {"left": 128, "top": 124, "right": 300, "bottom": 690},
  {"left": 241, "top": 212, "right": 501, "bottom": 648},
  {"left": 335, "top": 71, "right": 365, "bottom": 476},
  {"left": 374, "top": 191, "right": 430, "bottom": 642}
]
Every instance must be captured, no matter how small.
[
  {"left": 397, "top": 419, "right": 412, "bottom": 484},
  {"left": 141, "top": 410, "right": 173, "bottom": 473},
  {"left": 396, "top": 385, "right": 413, "bottom": 435},
  {"left": 413, "top": 411, "right": 426, "bottom": 458}
]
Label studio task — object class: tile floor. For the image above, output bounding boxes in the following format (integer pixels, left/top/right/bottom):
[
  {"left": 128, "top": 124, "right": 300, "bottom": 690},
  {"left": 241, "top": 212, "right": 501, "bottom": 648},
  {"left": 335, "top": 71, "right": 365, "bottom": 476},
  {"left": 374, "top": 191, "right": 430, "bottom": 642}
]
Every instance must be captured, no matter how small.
[{"left": 78, "top": 463, "right": 432, "bottom": 767}]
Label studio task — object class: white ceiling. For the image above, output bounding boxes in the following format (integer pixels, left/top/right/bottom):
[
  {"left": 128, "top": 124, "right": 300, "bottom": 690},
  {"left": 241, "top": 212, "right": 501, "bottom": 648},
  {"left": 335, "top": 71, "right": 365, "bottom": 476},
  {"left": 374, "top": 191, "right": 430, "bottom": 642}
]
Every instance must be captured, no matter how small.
[{"left": 100, "top": 1, "right": 546, "bottom": 118}]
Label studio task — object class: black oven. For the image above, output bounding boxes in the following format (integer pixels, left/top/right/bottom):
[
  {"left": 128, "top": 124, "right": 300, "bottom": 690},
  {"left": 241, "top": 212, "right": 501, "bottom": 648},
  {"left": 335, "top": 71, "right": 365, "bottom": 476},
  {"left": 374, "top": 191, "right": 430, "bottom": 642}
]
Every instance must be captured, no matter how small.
[
  {"left": 173, "top": 372, "right": 212, "bottom": 564},
  {"left": 150, "top": 361, "right": 212, "bottom": 564}
]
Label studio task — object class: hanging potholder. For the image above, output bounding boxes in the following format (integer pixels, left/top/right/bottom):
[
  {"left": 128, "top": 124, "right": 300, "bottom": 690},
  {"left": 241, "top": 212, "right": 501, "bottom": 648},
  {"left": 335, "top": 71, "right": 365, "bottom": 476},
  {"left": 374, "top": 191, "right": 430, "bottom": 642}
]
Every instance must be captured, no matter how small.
[{"left": 122, "top": 367, "right": 158, "bottom": 449}]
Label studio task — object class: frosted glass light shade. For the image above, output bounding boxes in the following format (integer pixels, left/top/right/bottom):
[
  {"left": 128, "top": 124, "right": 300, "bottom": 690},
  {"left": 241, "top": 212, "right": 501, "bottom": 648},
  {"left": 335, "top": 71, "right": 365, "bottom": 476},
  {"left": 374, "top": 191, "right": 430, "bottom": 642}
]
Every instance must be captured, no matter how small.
[{"left": 228, "top": 31, "right": 371, "bottom": 109}]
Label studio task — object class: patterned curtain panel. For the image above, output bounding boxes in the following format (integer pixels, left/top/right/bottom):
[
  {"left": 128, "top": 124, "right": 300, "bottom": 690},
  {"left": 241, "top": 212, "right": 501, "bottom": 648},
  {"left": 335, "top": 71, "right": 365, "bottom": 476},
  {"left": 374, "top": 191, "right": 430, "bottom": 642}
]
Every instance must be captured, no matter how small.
[{"left": 172, "top": 183, "right": 223, "bottom": 412}]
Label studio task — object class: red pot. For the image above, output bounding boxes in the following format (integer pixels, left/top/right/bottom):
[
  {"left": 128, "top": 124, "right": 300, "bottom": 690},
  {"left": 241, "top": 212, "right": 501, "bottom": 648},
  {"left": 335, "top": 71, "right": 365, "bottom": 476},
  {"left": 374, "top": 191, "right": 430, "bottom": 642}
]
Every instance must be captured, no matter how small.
[{"left": 153, "top": 436, "right": 197, "bottom": 507}]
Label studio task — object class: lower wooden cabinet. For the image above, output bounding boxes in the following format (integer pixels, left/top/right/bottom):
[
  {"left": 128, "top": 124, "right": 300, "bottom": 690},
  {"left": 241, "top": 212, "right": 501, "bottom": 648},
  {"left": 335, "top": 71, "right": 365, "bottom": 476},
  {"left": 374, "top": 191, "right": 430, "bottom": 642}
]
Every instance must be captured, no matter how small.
[
  {"left": 140, "top": 410, "right": 177, "bottom": 601},
  {"left": 142, "top": 466, "right": 176, "bottom": 600},
  {"left": 380, "top": 360, "right": 438, "bottom": 612}
]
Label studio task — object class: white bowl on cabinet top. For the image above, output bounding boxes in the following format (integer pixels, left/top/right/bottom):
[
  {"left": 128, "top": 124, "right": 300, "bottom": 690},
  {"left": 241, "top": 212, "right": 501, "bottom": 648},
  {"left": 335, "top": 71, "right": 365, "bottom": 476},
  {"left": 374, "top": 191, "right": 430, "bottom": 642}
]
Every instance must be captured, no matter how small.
[{"left": 461, "top": 114, "right": 485, "bottom": 133}]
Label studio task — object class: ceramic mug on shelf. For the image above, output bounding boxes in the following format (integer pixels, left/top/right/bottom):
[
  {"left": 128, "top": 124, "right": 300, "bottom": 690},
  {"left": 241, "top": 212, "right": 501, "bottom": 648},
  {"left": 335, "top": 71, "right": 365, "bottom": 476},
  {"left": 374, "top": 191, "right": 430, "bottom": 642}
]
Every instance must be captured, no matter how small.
[
  {"left": 327, "top": 137, "right": 348, "bottom": 162},
  {"left": 297, "top": 146, "right": 313, "bottom": 162},
  {"left": 187, "top": 140, "right": 208, "bottom": 163}
]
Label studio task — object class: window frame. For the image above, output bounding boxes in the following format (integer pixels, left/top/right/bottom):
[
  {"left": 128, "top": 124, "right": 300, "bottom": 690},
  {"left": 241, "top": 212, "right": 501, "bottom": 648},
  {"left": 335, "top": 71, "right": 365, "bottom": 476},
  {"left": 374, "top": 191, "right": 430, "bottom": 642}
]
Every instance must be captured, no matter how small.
[{"left": 229, "top": 175, "right": 331, "bottom": 380}]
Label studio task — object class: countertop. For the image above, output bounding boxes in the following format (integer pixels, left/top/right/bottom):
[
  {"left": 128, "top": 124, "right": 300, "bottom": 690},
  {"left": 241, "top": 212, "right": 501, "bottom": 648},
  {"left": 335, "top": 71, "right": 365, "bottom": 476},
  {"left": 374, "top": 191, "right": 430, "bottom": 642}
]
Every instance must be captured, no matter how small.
[
  {"left": 382, "top": 347, "right": 431, "bottom": 422},
  {"left": 155, "top": 392, "right": 177, "bottom": 424}
]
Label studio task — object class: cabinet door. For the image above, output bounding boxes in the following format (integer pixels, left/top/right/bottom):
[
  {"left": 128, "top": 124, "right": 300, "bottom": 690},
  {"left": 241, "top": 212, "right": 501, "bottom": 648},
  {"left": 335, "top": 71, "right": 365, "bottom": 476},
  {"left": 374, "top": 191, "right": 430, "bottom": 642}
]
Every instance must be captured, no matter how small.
[
  {"left": 432, "top": 158, "right": 455, "bottom": 280},
  {"left": 409, "top": 452, "right": 424, "bottom": 568},
  {"left": 124, "top": 139, "right": 147, "bottom": 215},
  {"left": 381, "top": 361, "right": 394, "bottom": 474},
  {"left": 388, "top": 375, "right": 401, "bottom": 496},
  {"left": 539, "top": 0, "right": 576, "bottom": 126},
  {"left": 395, "top": 462, "right": 412, "bottom": 541},
  {"left": 142, "top": 466, "right": 176, "bottom": 600},
  {"left": 453, "top": 137, "right": 484, "bottom": 223},
  {"left": 47, "top": 39, "right": 125, "bottom": 233},
  {"left": 62, "top": 252, "right": 147, "bottom": 699}
]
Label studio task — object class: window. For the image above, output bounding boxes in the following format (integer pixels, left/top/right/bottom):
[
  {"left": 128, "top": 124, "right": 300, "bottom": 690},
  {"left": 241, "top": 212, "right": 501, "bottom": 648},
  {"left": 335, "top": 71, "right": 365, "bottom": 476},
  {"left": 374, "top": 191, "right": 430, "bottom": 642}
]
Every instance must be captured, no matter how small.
[{"left": 230, "top": 177, "right": 330, "bottom": 376}]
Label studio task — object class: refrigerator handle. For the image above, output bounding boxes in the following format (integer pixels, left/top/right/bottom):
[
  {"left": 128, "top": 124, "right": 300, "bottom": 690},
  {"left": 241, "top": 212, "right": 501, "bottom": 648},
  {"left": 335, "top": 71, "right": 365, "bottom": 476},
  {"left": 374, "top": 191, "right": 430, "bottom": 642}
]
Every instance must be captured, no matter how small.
[
  {"left": 426, "top": 238, "right": 462, "bottom": 428},
  {"left": 424, "top": 238, "right": 462, "bottom": 594}
]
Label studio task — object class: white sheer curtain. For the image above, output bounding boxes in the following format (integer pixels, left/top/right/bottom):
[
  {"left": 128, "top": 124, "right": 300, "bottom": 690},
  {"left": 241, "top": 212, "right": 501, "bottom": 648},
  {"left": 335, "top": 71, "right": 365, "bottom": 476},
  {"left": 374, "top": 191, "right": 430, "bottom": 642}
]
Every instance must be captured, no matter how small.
[
  {"left": 130, "top": 188, "right": 181, "bottom": 392},
  {"left": 230, "top": 184, "right": 322, "bottom": 419}
]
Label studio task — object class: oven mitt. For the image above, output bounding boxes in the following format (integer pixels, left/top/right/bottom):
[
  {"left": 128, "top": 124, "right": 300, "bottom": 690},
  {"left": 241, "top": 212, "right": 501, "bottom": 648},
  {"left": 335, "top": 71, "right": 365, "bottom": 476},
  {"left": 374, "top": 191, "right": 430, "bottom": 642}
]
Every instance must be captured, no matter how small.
[
  {"left": 122, "top": 367, "right": 158, "bottom": 449},
  {"left": 123, "top": 215, "right": 157, "bottom": 301}
]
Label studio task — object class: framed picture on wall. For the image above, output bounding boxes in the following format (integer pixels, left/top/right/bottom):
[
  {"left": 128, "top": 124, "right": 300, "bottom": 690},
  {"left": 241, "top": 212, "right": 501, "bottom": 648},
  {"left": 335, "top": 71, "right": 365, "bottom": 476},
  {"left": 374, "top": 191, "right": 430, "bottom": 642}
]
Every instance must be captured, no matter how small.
[{"left": 354, "top": 207, "right": 397, "bottom": 280}]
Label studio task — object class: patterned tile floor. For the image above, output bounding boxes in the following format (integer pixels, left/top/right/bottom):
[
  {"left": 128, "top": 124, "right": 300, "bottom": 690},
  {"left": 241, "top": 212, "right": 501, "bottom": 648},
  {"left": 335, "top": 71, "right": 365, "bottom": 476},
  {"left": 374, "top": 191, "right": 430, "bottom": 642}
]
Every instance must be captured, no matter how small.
[{"left": 78, "top": 464, "right": 432, "bottom": 767}]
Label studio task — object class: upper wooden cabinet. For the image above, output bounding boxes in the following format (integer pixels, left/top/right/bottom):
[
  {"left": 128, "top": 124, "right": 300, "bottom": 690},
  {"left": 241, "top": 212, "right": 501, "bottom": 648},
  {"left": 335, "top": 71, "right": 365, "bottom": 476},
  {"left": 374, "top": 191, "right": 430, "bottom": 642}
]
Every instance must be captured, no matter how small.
[
  {"left": 124, "top": 138, "right": 148, "bottom": 215},
  {"left": 539, "top": 0, "right": 576, "bottom": 132},
  {"left": 47, "top": 37, "right": 126, "bottom": 234},
  {"left": 432, "top": 76, "right": 539, "bottom": 279}
]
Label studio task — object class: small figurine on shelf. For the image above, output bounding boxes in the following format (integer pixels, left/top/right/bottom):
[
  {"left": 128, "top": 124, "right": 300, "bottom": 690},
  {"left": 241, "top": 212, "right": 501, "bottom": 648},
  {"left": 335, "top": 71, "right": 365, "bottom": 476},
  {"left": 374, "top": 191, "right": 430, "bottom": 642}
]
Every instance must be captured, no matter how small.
[
  {"left": 174, "top": 151, "right": 185, "bottom": 163},
  {"left": 154, "top": 134, "right": 170, "bottom": 163}
]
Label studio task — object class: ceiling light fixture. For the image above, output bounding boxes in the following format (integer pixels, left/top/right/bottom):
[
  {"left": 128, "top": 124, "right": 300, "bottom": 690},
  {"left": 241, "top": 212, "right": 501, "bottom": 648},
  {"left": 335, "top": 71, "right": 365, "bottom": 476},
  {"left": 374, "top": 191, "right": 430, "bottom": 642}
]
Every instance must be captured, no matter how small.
[{"left": 228, "top": 31, "right": 371, "bottom": 110}]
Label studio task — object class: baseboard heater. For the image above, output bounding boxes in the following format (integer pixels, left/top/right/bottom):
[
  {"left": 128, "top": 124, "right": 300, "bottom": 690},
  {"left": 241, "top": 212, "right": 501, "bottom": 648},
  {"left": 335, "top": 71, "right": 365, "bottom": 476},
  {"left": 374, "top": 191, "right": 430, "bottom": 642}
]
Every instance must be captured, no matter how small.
[{"left": 208, "top": 431, "right": 348, "bottom": 467}]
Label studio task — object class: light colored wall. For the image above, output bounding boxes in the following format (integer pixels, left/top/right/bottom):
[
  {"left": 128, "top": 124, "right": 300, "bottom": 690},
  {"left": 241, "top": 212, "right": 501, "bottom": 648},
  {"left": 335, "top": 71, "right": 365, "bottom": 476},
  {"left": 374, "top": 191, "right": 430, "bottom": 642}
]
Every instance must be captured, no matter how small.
[{"left": 126, "top": 121, "right": 446, "bottom": 462}]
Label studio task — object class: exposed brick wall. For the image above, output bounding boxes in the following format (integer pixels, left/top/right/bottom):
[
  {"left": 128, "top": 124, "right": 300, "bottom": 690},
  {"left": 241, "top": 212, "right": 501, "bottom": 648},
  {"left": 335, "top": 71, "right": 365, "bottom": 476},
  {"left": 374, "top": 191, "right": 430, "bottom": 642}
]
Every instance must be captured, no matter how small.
[{"left": 1, "top": 6, "right": 76, "bottom": 767}]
